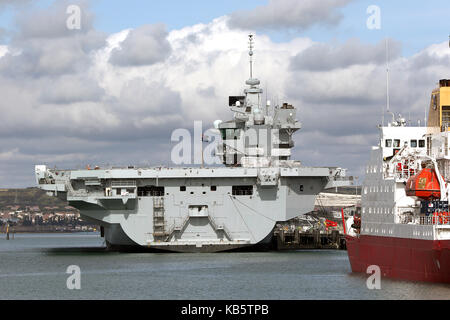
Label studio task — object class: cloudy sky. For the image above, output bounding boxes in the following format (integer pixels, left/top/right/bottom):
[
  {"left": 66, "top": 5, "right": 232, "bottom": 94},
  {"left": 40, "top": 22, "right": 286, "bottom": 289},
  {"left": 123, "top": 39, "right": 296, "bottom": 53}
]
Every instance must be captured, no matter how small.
[{"left": 0, "top": 0, "right": 449, "bottom": 187}]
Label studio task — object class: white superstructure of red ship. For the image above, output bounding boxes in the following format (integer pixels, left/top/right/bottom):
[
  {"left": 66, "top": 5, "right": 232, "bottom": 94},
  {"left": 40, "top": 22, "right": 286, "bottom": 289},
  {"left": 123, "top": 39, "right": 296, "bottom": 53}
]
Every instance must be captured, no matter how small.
[{"left": 346, "top": 79, "right": 450, "bottom": 283}]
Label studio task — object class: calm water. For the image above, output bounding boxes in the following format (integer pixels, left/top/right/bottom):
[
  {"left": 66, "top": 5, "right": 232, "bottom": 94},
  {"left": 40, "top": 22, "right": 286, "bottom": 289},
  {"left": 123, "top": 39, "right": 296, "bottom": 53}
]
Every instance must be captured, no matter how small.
[{"left": 0, "top": 233, "right": 449, "bottom": 300}]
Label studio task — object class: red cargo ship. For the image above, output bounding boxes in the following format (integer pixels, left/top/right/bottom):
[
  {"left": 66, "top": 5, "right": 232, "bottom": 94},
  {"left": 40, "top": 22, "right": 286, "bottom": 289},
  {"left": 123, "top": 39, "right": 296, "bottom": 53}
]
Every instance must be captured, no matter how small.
[{"left": 345, "top": 79, "right": 450, "bottom": 283}]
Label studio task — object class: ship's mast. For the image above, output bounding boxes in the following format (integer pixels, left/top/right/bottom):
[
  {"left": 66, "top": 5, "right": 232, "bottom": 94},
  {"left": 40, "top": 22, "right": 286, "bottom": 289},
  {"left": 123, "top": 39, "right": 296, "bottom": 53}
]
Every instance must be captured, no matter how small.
[
  {"left": 385, "top": 38, "right": 390, "bottom": 127},
  {"left": 244, "top": 34, "right": 262, "bottom": 113},
  {"left": 249, "top": 34, "right": 253, "bottom": 79}
]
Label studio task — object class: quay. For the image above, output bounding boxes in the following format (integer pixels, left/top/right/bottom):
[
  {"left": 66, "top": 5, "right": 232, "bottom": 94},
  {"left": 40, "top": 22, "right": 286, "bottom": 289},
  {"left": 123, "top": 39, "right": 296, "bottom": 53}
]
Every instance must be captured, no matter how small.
[
  {"left": 273, "top": 228, "right": 346, "bottom": 250},
  {"left": 271, "top": 188, "right": 361, "bottom": 250}
]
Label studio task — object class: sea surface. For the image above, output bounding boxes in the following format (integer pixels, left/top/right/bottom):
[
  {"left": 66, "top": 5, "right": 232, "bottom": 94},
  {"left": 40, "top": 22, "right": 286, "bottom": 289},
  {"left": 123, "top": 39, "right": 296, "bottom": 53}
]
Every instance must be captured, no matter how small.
[{"left": 0, "top": 232, "right": 449, "bottom": 300}]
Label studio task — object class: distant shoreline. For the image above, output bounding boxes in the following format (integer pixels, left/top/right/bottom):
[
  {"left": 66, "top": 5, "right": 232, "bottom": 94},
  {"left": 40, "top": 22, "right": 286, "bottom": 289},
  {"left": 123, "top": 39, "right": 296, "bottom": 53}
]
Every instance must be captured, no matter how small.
[
  {"left": 1, "top": 230, "right": 99, "bottom": 234},
  {"left": 1, "top": 225, "right": 99, "bottom": 233}
]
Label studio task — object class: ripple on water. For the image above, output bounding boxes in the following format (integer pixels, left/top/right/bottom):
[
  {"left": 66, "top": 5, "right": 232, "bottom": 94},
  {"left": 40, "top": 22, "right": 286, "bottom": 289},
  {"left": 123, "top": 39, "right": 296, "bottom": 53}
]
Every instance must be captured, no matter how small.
[{"left": 0, "top": 233, "right": 449, "bottom": 299}]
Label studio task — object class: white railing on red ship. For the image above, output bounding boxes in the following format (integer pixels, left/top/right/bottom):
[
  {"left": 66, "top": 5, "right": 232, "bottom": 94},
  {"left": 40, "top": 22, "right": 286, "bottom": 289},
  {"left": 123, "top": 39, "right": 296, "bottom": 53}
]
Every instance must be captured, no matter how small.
[
  {"left": 395, "top": 164, "right": 416, "bottom": 180},
  {"left": 419, "top": 215, "right": 450, "bottom": 225}
]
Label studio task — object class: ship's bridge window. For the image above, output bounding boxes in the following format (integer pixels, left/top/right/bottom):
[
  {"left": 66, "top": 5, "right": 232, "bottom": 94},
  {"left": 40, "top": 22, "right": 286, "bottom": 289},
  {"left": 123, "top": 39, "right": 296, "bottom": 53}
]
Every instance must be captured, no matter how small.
[
  {"left": 393, "top": 139, "right": 400, "bottom": 148},
  {"left": 385, "top": 139, "right": 392, "bottom": 147},
  {"left": 419, "top": 139, "right": 425, "bottom": 148},
  {"left": 410, "top": 140, "right": 417, "bottom": 148},
  {"left": 442, "top": 106, "right": 450, "bottom": 128},
  {"left": 232, "top": 185, "right": 253, "bottom": 196}
]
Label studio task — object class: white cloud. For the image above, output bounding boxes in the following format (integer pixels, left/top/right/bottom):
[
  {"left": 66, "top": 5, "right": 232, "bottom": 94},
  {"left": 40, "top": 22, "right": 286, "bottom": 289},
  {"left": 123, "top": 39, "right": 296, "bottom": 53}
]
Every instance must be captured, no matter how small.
[
  {"left": 228, "top": 0, "right": 353, "bottom": 31},
  {"left": 109, "top": 24, "right": 172, "bottom": 66},
  {"left": 0, "top": 147, "right": 88, "bottom": 163},
  {"left": 0, "top": 6, "right": 450, "bottom": 187},
  {"left": 290, "top": 38, "right": 402, "bottom": 71},
  {"left": 0, "top": 45, "right": 8, "bottom": 57}
]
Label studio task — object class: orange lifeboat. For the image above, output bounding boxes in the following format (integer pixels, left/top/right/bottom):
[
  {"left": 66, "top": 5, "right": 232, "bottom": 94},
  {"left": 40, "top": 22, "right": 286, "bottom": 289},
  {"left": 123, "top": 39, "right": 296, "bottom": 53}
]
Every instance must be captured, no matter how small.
[{"left": 405, "top": 168, "right": 441, "bottom": 200}]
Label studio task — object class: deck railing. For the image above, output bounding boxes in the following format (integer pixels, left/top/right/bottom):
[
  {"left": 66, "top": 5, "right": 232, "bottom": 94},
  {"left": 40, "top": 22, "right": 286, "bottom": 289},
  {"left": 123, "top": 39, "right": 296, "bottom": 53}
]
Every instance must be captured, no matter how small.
[{"left": 419, "top": 215, "right": 450, "bottom": 226}]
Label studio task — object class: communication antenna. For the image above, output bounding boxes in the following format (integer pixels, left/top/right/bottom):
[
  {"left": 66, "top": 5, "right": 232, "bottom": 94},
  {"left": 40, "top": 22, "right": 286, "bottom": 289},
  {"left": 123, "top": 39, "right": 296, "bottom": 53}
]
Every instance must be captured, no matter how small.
[
  {"left": 248, "top": 34, "right": 254, "bottom": 79},
  {"left": 424, "top": 101, "right": 427, "bottom": 127},
  {"left": 385, "top": 38, "right": 390, "bottom": 127},
  {"left": 265, "top": 80, "right": 268, "bottom": 116}
]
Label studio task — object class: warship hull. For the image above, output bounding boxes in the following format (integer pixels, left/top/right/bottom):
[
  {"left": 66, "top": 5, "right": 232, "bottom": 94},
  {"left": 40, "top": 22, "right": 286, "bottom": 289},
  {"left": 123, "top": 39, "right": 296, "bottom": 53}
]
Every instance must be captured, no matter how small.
[{"left": 36, "top": 166, "right": 349, "bottom": 253}]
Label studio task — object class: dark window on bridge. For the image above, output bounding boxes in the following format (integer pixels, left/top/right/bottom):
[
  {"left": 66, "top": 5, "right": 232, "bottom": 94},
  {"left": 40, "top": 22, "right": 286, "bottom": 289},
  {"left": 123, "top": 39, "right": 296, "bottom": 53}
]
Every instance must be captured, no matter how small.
[
  {"left": 410, "top": 140, "right": 417, "bottom": 147},
  {"left": 180, "top": 186, "right": 186, "bottom": 191},
  {"left": 137, "top": 186, "right": 165, "bottom": 197},
  {"left": 442, "top": 106, "right": 450, "bottom": 128},
  {"left": 211, "top": 186, "right": 217, "bottom": 191},
  {"left": 385, "top": 139, "right": 392, "bottom": 147},
  {"left": 228, "top": 96, "right": 245, "bottom": 106},
  {"left": 300, "top": 185, "right": 304, "bottom": 192},
  {"left": 232, "top": 185, "right": 253, "bottom": 196},
  {"left": 419, "top": 139, "right": 425, "bottom": 148}
]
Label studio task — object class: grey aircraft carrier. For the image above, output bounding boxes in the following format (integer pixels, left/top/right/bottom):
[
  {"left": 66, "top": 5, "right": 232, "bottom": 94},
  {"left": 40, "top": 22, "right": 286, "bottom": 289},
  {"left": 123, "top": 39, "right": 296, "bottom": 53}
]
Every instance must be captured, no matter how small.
[{"left": 35, "top": 35, "right": 351, "bottom": 252}]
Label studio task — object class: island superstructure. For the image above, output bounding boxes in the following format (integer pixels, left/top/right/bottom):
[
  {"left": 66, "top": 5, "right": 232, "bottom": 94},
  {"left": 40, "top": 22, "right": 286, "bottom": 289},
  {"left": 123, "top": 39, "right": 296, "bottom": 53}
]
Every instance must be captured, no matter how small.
[
  {"left": 346, "top": 79, "right": 450, "bottom": 282},
  {"left": 35, "top": 35, "right": 351, "bottom": 252}
]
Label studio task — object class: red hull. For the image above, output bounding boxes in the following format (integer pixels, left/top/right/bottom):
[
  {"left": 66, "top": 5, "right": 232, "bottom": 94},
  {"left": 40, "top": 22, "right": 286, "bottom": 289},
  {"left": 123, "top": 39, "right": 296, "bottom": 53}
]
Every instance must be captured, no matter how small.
[{"left": 346, "top": 235, "right": 450, "bottom": 283}]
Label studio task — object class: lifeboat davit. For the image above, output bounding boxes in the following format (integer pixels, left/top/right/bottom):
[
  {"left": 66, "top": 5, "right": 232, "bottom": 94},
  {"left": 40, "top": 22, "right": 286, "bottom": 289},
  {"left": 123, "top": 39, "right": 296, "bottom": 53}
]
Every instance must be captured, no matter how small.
[{"left": 405, "top": 168, "right": 441, "bottom": 200}]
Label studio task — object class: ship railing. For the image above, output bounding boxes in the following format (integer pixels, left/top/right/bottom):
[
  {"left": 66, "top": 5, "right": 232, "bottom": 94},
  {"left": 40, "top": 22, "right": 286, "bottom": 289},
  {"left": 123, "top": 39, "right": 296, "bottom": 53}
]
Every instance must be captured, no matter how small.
[
  {"left": 232, "top": 190, "right": 253, "bottom": 196},
  {"left": 393, "top": 169, "right": 416, "bottom": 181},
  {"left": 419, "top": 215, "right": 450, "bottom": 226},
  {"left": 110, "top": 180, "right": 136, "bottom": 187},
  {"left": 138, "top": 191, "right": 164, "bottom": 197}
]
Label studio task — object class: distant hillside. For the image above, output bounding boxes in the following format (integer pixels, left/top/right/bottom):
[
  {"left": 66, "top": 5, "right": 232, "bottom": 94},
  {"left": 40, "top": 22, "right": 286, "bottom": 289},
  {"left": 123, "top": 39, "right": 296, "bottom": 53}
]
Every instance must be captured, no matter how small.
[{"left": 0, "top": 188, "right": 69, "bottom": 209}]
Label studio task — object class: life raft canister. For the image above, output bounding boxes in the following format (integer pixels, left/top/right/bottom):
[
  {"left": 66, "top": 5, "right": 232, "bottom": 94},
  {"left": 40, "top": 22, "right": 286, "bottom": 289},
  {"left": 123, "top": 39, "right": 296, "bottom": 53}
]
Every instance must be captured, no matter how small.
[{"left": 405, "top": 168, "right": 441, "bottom": 200}]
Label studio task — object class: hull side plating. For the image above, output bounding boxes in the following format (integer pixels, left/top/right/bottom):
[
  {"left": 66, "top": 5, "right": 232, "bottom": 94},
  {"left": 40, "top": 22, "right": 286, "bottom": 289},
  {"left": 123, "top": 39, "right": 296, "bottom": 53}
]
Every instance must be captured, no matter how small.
[{"left": 347, "top": 235, "right": 450, "bottom": 283}]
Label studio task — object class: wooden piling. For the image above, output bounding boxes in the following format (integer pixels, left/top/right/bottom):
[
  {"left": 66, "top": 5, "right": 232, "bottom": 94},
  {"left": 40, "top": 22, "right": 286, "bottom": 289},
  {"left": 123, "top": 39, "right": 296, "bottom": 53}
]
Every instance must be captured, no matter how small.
[
  {"left": 331, "top": 230, "right": 339, "bottom": 243},
  {"left": 294, "top": 228, "right": 299, "bottom": 244},
  {"left": 313, "top": 229, "right": 321, "bottom": 248},
  {"left": 279, "top": 229, "right": 285, "bottom": 245}
]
